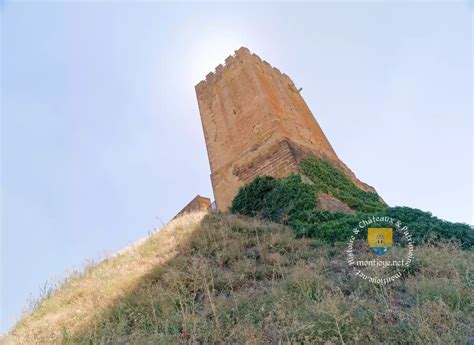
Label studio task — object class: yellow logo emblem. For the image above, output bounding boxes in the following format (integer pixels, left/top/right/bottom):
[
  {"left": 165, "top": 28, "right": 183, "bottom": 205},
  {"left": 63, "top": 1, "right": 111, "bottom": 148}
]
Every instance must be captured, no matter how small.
[{"left": 368, "top": 228, "right": 393, "bottom": 255}]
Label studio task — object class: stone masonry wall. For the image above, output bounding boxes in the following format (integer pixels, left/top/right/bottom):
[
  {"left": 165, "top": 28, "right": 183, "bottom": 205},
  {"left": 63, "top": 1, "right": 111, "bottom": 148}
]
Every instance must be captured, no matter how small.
[
  {"left": 174, "top": 195, "right": 211, "bottom": 219},
  {"left": 195, "top": 47, "right": 377, "bottom": 210}
]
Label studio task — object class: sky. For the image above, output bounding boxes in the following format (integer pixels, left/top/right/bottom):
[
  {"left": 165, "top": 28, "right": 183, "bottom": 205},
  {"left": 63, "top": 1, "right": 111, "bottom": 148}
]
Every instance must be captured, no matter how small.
[{"left": 1, "top": 0, "right": 472, "bottom": 335}]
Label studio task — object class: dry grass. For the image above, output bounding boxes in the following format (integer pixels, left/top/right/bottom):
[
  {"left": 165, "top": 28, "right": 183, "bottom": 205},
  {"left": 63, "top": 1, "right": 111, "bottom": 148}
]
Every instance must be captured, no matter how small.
[
  {"left": 2, "top": 211, "right": 473, "bottom": 344},
  {"left": 2, "top": 211, "right": 207, "bottom": 345}
]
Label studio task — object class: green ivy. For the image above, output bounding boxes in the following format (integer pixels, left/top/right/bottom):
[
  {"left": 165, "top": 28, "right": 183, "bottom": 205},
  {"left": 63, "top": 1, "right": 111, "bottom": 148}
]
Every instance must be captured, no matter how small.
[
  {"left": 231, "top": 157, "right": 473, "bottom": 249},
  {"left": 299, "top": 156, "right": 385, "bottom": 213},
  {"left": 230, "top": 176, "right": 276, "bottom": 217}
]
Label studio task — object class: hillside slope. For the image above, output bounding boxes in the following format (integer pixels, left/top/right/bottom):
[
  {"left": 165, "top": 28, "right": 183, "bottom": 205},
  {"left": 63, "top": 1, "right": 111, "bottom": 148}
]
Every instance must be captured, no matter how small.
[{"left": 3, "top": 211, "right": 472, "bottom": 344}]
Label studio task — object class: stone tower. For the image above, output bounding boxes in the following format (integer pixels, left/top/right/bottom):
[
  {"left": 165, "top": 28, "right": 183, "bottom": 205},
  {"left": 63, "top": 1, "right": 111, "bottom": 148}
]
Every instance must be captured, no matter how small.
[{"left": 195, "top": 47, "right": 376, "bottom": 210}]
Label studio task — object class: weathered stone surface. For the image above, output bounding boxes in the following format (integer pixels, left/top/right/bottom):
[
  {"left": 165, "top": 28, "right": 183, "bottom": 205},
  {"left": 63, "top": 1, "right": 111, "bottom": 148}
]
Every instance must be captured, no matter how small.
[
  {"left": 174, "top": 195, "right": 211, "bottom": 218},
  {"left": 196, "top": 47, "right": 377, "bottom": 210},
  {"left": 317, "top": 193, "right": 355, "bottom": 215}
]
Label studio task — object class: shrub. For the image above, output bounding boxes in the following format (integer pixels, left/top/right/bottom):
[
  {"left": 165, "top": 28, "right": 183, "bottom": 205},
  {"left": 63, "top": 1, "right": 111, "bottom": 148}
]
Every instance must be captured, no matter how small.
[
  {"left": 231, "top": 157, "right": 473, "bottom": 249},
  {"left": 384, "top": 207, "right": 473, "bottom": 250},
  {"left": 231, "top": 176, "right": 276, "bottom": 217},
  {"left": 299, "top": 157, "right": 385, "bottom": 213}
]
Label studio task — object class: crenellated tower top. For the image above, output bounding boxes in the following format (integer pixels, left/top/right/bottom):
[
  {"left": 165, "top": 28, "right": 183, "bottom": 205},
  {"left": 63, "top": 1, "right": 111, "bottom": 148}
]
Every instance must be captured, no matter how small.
[{"left": 195, "top": 47, "right": 377, "bottom": 210}]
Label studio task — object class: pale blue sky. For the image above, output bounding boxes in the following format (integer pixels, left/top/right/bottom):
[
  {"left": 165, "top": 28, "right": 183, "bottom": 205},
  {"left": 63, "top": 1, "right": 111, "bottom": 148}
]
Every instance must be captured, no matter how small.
[{"left": 1, "top": 1, "right": 472, "bottom": 334}]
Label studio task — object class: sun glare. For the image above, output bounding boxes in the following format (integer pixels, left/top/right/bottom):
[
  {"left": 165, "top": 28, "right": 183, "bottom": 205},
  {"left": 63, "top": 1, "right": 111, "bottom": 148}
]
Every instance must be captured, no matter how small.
[{"left": 188, "top": 28, "right": 252, "bottom": 84}]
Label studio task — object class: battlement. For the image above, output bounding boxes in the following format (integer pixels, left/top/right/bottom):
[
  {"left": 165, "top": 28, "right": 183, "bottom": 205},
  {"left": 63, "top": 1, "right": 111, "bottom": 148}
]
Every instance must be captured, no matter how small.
[
  {"left": 196, "top": 47, "right": 294, "bottom": 90},
  {"left": 195, "top": 47, "right": 377, "bottom": 210}
]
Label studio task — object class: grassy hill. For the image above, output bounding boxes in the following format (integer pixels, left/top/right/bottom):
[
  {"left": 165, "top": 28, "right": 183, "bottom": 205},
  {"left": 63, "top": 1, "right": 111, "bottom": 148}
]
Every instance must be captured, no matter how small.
[
  {"left": 3, "top": 210, "right": 473, "bottom": 344},
  {"left": 4, "top": 157, "right": 473, "bottom": 343}
]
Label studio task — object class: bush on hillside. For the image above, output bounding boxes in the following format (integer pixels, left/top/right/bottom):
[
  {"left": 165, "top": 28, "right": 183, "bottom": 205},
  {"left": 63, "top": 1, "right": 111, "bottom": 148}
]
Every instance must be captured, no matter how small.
[
  {"left": 231, "top": 157, "right": 473, "bottom": 249},
  {"left": 299, "top": 157, "right": 385, "bottom": 213},
  {"left": 230, "top": 176, "right": 276, "bottom": 217}
]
